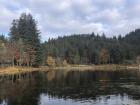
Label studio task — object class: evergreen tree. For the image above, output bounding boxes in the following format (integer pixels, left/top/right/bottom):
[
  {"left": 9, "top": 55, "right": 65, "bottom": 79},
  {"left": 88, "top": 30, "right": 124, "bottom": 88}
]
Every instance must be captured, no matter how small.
[
  {"left": 9, "top": 19, "right": 19, "bottom": 42},
  {"left": 9, "top": 13, "right": 41, "bottom": 66}
]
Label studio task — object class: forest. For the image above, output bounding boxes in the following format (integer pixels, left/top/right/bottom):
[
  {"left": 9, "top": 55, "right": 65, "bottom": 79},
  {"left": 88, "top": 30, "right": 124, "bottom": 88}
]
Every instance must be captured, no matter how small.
[
  {"left": 0, "top": 13, "right": 140, "bottom": 67},
  {"left": 42, "top": 29, "right": 140, "bottom": 65}
]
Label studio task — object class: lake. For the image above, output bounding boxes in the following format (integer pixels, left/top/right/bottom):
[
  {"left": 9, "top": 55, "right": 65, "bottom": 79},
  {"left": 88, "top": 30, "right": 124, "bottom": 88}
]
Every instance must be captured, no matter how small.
[{"left": 0, "top": 69, "right": 140, "bottom": 105}]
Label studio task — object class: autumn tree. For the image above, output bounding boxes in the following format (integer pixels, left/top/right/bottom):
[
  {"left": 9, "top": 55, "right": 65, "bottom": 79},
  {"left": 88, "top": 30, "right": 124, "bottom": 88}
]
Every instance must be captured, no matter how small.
[
  {"left": 99, "top": 48, "right": 110, "bottom": 64},
  {"left": 63, "top": 60, "right": 68, "bottom": 66},
  {"left": 46, "top": 56, "right": 55, "bottom": 67},
  {"left": 136, "top": 56, "right": 140, "bottom": 64},
  {"left": 0, "top": 43, "right": 7, "bottom": 67}
]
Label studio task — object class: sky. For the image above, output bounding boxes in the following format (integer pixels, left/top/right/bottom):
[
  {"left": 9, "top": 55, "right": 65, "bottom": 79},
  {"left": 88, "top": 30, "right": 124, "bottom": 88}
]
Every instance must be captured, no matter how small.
[{"left": 0, "top": 0, "right": 140, "bottom": 41}]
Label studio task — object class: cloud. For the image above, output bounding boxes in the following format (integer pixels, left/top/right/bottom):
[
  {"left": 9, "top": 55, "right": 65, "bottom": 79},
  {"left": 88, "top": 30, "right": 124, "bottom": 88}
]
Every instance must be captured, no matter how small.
[{"left": 0, "top": 0, "right": 140, "bottom": 40}]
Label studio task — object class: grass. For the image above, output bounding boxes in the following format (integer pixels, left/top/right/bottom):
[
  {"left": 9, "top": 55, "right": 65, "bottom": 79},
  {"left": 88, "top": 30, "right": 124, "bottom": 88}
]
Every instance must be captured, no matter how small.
[
  {"left": 0, "top": 66, "right": 39, "bottom": 75},
  {"left": 0, "top": 64, "right": 139, "bottom": 75}
]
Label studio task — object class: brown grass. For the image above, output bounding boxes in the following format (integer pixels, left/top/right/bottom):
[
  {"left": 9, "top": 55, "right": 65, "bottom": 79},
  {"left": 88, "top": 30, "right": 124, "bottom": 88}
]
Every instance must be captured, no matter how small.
[
  {"left": 0, "top": 66, "right": 39, "bottom": 75},
  {"left": 0, "top": 64, "right": 139, "bottom": 75}
]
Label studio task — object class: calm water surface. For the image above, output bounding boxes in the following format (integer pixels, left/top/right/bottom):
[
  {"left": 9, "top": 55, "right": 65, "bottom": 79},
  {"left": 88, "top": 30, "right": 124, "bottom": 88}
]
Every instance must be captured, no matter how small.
[{"left": 0, "top": 69, "right": 140, "bottom": 105}]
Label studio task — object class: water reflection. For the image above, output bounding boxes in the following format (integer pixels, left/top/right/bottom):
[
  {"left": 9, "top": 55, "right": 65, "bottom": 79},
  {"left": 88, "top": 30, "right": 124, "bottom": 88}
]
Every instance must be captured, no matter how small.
[
  {"left": 0, "top": 70, "right": 140, "bottom": 105},
  {"left": 39, "top": 94, "right": 140, "bottom": 105}
]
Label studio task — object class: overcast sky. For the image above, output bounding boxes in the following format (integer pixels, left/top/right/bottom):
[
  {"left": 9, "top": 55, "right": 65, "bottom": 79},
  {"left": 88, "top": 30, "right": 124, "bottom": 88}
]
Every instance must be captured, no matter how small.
[{"left": 0, "top": 0, "right": 140, "bottom": 40}]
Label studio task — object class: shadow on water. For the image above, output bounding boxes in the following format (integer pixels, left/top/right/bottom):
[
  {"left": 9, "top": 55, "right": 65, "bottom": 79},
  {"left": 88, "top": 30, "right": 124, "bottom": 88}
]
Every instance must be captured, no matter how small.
[{"left": 0, "top": 69, "right": 140, "bottom": 105}]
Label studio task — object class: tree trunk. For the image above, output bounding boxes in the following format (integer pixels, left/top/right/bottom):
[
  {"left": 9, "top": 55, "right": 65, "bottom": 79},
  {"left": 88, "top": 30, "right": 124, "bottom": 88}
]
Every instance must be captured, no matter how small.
[{"left": 12, "top": 56, "right": 14, "bottom": 67}]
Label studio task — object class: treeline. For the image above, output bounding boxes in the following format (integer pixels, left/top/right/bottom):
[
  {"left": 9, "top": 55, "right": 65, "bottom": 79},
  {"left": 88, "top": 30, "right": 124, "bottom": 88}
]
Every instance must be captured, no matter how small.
[
  {"left": 42, "top": 30, "right": 140, "bottom": 65},
  {"left": 0, "top": 13, "right": 140, "bottom": 67}
]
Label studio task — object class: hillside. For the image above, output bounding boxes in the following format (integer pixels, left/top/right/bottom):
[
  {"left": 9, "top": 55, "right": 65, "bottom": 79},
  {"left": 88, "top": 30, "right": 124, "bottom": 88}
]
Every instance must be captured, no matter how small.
[{"left": 42, "top": 29, "right": 140, "bottom": 65}]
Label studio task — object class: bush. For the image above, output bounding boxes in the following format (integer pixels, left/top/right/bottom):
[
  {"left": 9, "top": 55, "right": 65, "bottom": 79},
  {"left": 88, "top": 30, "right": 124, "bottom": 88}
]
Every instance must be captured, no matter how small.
[
  {"left": 46, "top": 56, "right": 55, "bottom": 67},
  {"left": 63, "top": 60, "right": 68, "bottom": 66}
]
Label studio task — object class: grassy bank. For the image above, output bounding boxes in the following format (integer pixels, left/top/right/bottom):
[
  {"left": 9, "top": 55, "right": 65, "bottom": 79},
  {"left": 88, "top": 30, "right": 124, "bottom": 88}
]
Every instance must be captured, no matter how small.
[
  {"left": 0, "top": 66, "right": 40, "bottom": 75},
  {"left": 0, "top": 64, "right": 139, "bottom": 76}
]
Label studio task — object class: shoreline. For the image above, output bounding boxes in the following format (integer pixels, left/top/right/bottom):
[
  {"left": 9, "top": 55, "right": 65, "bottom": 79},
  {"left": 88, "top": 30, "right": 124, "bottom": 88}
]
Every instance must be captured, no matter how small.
[
  {"left": 41, "top": 64, "right": 140, "bottom": 71},
  {"left": 0, "top": 64, "right": 139, "bottom": 76},
  {"left": 0, "top": 67, "right": 40, "bottom": 75}
]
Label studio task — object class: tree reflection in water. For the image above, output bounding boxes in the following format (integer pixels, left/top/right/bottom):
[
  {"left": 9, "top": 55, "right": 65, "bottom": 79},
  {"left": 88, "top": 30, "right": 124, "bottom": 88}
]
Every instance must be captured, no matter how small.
[{"left": 0, "top": 70, "right": 140, "bottom": 105}]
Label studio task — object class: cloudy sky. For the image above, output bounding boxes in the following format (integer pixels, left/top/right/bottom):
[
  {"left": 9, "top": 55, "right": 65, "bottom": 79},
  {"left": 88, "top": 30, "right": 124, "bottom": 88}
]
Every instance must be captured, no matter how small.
[{"left": 0, "top": 0, "right": 140, "bottom": 40}]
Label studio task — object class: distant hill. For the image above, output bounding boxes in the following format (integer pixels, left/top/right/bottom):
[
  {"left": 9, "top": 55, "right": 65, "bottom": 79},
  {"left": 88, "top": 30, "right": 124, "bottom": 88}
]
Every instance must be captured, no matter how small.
[
  {"left": 125, "top": 29, "right": 140, "bottom": 45},
  {"left": 42, "top": 29, "right": 140, "bottom": 65}
]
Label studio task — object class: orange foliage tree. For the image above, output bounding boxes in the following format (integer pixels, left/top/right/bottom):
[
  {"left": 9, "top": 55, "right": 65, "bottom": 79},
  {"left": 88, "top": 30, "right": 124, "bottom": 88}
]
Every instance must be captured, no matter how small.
[
  {"left": 99, "top": 48, "right": 110, "bottom": 64},
  {"left": 46, "top": 56, "right": 55, "bottom": 67}
]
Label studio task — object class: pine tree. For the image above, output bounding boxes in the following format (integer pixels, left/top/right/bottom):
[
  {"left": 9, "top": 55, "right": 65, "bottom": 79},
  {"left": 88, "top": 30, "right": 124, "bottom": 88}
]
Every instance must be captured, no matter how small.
[
  {"left": 9, "top": 13, "right": 41, "bottom": 67},
  {"left": 9, "top": 19, "right": 19, "bottom": 42}
]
